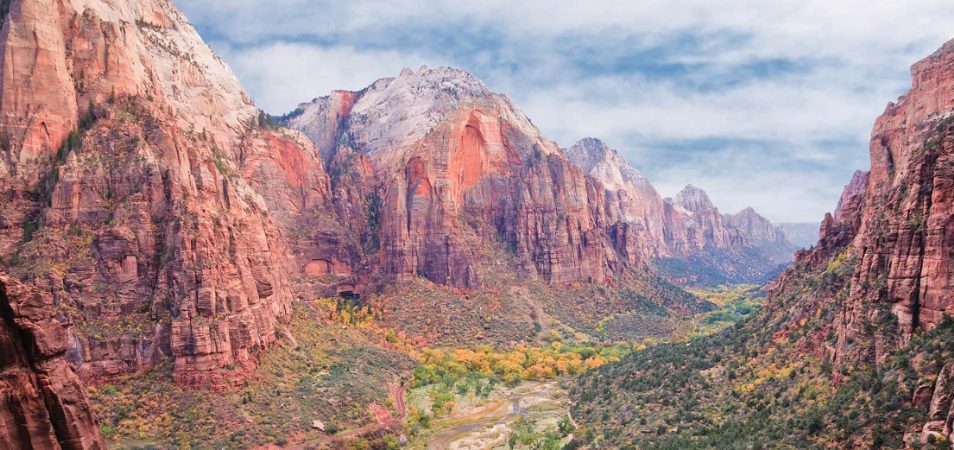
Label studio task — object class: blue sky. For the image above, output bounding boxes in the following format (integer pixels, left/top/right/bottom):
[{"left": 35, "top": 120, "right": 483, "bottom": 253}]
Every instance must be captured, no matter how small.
[{"left": 177, "top": 0, "right": 954, "bottom": 223}]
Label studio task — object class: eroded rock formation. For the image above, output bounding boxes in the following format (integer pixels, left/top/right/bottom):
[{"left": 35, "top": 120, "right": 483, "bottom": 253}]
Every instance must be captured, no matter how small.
[
  {"left": 772, "top": 37, "right": 954, "bottom": 445},
  {"left": 289, "top": 67, "right": 619, "bottom": 288},
  {"left": 0, "top": 0, "right": 346, "bottom": 386},
  {"left": 0, "top": 274, "right": 104, "bottom": 449}
]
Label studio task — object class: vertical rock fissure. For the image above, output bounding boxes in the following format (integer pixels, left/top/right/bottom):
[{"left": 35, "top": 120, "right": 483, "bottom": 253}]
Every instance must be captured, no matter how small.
[{"left": 910, "top": 129, "right": 943, "bottom": 332}]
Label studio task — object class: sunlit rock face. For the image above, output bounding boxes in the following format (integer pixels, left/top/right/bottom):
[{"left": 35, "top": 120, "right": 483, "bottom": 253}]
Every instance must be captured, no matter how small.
[
  {"left": 0, "top": 274, "right": 105, "bottom": 449},
  {"left": 0, "top": 0, "right": 347, "bottom": 386},
  {"left": 290, "top": 66, "right": 623, "bottom": 288}
]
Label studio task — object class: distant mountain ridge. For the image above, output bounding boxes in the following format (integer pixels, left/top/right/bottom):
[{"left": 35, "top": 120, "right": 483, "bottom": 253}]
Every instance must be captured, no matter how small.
[
  {"left": 564, "top": 138, "right": 797, "bottom": 285},
  {"left": 570, "top": 36, "right": 954, "bottom": 449}
]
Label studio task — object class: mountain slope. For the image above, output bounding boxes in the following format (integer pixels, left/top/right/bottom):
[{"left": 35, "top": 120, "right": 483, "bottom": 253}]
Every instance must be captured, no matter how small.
[
  {"left": 289, "top": 67, "right": 620, "bottom": 288},
  {"left": 564, "top": 138, "right": 797, "bottom": 286},
  {"left": 0, "top": 0, "right": 350, "bottom": 387},
  {"left": 570, "top": 37, "right": 954, "bottom": 449}
]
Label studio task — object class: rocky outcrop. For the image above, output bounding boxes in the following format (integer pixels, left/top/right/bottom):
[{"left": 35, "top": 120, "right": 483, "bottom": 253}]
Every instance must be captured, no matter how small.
[
  {"left": 0, "top": 274, "right": 104, "bottom": 449},
  {"left": 289, "top": 67, "right": 618, "bottom": 288},
  {"left": 830, "top": 38, "right": 954, "bottom": 355},
  {"left": 0, "top": 0, "right": 345, "bottom": 386},
  {"left": 564, "top": 139, "right": 797, "bottom": 284},
  {"left": 769, "top": 37, "right": 954, "bottom": 445},
  {"left": 565, "top": 137, "right": 667, "bottom": 264},
  {"left": 725, "top": 207, "right": 796, "bottom": 263},
  {"left": 671, "top": 185, "right": 745, "bottom": 251}
]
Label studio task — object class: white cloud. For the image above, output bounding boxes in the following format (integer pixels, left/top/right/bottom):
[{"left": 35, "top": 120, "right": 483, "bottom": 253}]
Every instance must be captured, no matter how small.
[
  {"left": 214, "top": 43, "right": 435, "bottom": 113},
  {"left": 175, "top": 0, "right": 954, "bottom": 222}
]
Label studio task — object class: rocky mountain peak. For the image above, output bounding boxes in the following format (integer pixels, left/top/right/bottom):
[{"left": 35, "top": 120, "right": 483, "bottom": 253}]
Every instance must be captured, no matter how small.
[
  {"left": 289, "top": 65, "right": 549, "bottom": 170},
  {"left": 725, "top": 206, "right": 790, "bottom": 250},
  {"left": 565, "top": 137, "right": 650, "bottom": 191},
  {"left": 833, "top": 170, "right": 868, "bottom": 224},
  {"left": 675, "top": 184, "right": 715, "bottom": 212}
]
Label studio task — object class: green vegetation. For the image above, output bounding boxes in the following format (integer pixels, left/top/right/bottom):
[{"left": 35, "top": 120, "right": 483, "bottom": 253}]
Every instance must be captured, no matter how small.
[
  {"left": 412, "top": 342, "right": 631, "bottom": 391},
  {"left": 570, "top": 247, "right": 954, "bottom": 449},
  {"left": 88, "top": 301, "right": 414, "bottom": 448},
  {"left": 364, "top": 191, "right": 382, "bottom": 252},
  {"left": 687, "top": 284, "right": 764, "bottom": 336}
]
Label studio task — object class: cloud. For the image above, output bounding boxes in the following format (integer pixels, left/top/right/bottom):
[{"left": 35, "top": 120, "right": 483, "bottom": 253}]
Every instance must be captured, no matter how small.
[
  {"left": 176, "top": 0, "right": 954, "bottom": 222},
  {"left": 212, "top": 42, "right": 435, "bottom": 113}
]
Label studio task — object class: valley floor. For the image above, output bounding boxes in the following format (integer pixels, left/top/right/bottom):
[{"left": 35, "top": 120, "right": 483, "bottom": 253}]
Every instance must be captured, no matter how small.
[
  {"left": 408, "top": 380, "right": 570, "bottom": 450},
  {"left": 87, "top": 285, "right": 761, "bottom": 449}
]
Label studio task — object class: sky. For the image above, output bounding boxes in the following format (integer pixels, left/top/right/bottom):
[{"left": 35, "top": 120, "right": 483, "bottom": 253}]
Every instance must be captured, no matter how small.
[{"left": 176, "top": 0, "right": 954, "bottom": 223}]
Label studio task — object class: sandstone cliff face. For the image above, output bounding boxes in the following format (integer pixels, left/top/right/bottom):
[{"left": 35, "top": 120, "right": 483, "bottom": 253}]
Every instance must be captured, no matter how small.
[
  {"left": 671, "top": 185, "right": 745, "bottom": 251},
  {"left": 565, "top": 137, "right": 667, "bottom": 264},
  {"left": 564, "top": 139, "right": 797, "bottom": 285},
  {"left": 0, "top": 274, "right": 104, "bottom": 449},
  {"left": 0, "top": 0, "right": 342, "bottom": 386},
  {"left": 770, "top": 38, "right": 954, "bottom": 445},
  {"left": 830, "top": 39, "right": 954, "bottom": 354},
  {"left": 289, "top": 67, "right": 617, "bottom": 287}
]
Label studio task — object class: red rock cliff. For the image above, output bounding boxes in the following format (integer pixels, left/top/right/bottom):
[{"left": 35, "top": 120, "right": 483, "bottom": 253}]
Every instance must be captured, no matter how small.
[
  {"left": 0, "top": 274, "right": 104, "bottom": 449},
  {"left": 289, "top": 67, "right": 618, "bottom": 288},
  {"left": 0, "top": 0, "right": 341, "bottom": 386},
  {"left": 770, "top": 37, "right": 954, "bottom": 445},
  {"left": 833, "top": 38, "right": 954, "bottom": 354}
]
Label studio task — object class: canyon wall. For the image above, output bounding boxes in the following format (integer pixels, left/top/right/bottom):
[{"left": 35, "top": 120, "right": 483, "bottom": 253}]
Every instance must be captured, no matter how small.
[{"left": 0, "top": 274, "right": 104, "bottom": 449}]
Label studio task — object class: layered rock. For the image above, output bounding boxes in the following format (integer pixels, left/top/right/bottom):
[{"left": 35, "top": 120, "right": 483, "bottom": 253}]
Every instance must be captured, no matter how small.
[
  {"left": 725, "top": 207, "right": 796, "bottom": 263},
  {"left": 830, "top": 38, "right": 954, "bottom": 354},
  {"left": 671, "top": 185, "right": 745, "bottom": 251},
  {"left": 0, "top": 0, "right": 342, "bottom": 385},
  {"left": 564, "top": 139, "right": 797, "bottom": 284},
  {"left": 565, "top": 137, "right": 667, "bottom": 263},
  {"left": 0, "top": 274, "right": 104, "bottom": 449},
  {"left": 289, "top": 67, "right": 617, "bottom": 288},
  {"left": 767, "top": 37, "right": 954, "bottom": 444}
]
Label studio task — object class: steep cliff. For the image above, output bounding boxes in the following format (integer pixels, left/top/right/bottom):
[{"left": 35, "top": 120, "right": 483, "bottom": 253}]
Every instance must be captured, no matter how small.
[
  {"left": 571, "top": 37, "right": 954, "bottom": 448},
  {"left": 289, "top": 67, "right": 619, "bottom": 288},
  {"left": 0, "top": 274, "right": 104, "bottom": 449},
  {"left": 564, "top": 137, "right": 668, "bottom": 264},
  {"left": 0, "top": 0, "right": 344, "bottom": 386},
  {"left": 725, "top": 206, "right": 797, "bottom": 263},
  {"left": 564, "top": 139, "right": 797, "bottom": 286}
]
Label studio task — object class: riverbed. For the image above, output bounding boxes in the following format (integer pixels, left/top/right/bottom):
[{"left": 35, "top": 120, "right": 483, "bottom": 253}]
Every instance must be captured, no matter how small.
[{"left": 408, "top": 380, "right": 570, "bottom": 450}]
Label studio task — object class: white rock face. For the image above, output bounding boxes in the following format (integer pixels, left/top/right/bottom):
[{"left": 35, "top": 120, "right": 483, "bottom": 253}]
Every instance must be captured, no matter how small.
[
  {"left": 289, "top": 66, "right": 558, "bottom": 169},
  {"left": 565, "top": 137, "right": 671, "bottom": 257},
  {"left": 675, "top": 184, "right": 716, "bottom": 212},
  {"left": 71, "top": 0, "right": 258, "bottom": 138},
  {"left": 0, "top": 0, "right": 259, "bottom": 175},
  {"left": 566, "top": 137, "right": 652, "bottom": 192}
]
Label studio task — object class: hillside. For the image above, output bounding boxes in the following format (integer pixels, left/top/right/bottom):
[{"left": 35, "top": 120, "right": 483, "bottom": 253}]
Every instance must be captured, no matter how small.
[
  {"left": 570, "top": 37, "right": 954, "bottom": 449},
  {"left": 0, "top": 0, "right": 887, "bottom": 448},
  {"left": 564, "top": 139, "right": 797, "bottom": 286}
]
